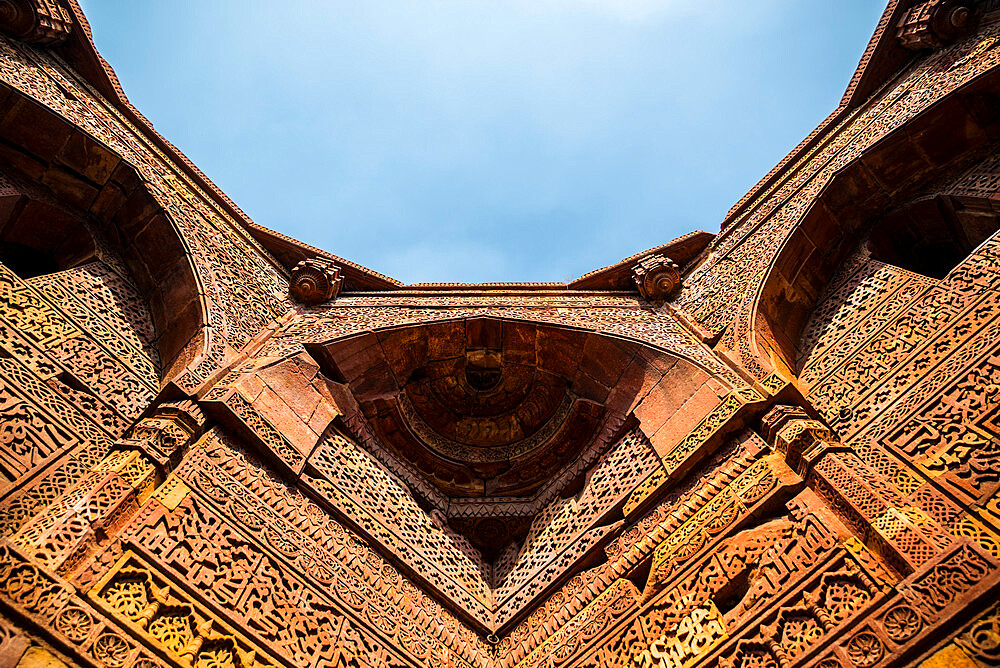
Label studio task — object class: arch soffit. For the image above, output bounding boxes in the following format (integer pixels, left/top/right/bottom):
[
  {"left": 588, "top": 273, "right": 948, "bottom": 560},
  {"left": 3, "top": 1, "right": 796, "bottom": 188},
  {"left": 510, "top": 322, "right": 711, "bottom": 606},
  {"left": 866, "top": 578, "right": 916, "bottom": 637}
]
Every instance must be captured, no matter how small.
[
  {"left": 0, "top": 82, "right": 212, "bottom": 384},
  {"left": 739, "top": 65, "right": 1000, "bottom": 381},
  {"left": 284, "top": 308, "right": 744, "bottom": 390}
]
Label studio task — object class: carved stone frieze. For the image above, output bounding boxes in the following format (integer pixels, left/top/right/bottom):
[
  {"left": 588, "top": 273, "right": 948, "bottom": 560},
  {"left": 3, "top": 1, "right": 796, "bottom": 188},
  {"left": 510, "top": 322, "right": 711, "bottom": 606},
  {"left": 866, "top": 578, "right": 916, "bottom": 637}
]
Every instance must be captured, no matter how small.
[{"left": 0, "top": 1, "right": 998, "bottom": 666}]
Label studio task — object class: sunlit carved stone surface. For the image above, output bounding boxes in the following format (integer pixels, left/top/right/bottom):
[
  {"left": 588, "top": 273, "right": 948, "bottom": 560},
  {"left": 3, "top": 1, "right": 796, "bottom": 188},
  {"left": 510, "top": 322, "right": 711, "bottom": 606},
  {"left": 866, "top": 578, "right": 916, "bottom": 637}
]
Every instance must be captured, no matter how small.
[{"left": 1, "top": 1, "right": 1000, "bottom": 667}]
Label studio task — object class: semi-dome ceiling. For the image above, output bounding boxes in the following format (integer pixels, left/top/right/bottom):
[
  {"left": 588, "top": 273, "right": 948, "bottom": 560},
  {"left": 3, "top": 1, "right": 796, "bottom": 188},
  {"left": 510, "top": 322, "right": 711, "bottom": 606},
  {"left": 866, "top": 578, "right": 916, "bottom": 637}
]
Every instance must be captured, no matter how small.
[
  {"left": 310, "top": 317, "right": 670, "bottom": 554},
  {"left": 314, "top": 319, "right": 628, "bottom": 494}
]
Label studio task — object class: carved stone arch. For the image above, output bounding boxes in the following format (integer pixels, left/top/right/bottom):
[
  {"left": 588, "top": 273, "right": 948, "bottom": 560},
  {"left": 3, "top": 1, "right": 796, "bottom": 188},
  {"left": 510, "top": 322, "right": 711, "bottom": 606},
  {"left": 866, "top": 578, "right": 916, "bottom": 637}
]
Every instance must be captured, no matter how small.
[
  {"left": 742, "top": 66, "right": 1000, "bottom": 381},
  {"left": 294, "top": 303, "right": 745, "bottom": 388},
  {"left": 0, "top": 82, "right": 209, "bottom": 385},
  {"left": 865, "top": 192, "right": 1000, "bottom": 278},
  {"left": 221, "top": 313, "right": 739, "bottom": 556},
  {"left": 304, "top": 313, "right": 738, "bottom": 451}
]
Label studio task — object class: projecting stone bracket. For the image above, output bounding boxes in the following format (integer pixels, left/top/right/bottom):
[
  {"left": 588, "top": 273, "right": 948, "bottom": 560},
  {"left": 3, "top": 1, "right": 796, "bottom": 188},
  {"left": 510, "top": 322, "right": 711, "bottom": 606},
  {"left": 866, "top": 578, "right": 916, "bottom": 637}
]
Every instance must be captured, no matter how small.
[
  {"left": 632, "top": 253, "right": 681, "bottom": 301},
  {"left": 760, "top": 404, "right": 842, "bottom": 478},
  {"left": 0, "top": 0, "right": 73, "bottom": 46},
  {"left": 289, "top": 257, "right": 343, "bottom": 305},
  {"left": 6, "top": 398, "right": 208, "bottom": 579},
  {"left": 116, "top": 399, "right": 208, "bottom": 477},
  {"left": 200, "top": 353, "right": 342, "bottom": 477},
  {"left": 759, "top": 404, "right": 966, "bottom": 575},
  {"left": 897, "top": 0, "right": 976, "bottom": 50}
]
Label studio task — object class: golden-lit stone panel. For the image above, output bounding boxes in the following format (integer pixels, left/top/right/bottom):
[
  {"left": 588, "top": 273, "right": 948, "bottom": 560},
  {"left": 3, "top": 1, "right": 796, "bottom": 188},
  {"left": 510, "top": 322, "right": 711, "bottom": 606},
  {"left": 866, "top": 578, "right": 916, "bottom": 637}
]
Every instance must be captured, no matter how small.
[{"left": 1, "top": 1, "right": 1000, "bottom": 667}]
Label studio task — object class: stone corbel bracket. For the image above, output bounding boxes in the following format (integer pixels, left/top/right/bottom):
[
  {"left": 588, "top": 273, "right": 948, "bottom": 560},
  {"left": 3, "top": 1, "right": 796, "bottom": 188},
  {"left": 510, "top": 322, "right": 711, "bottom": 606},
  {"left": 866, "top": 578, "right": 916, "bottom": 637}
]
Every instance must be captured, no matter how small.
[
  {"left": 897, "top": 0, "right": 976, "bottom": 50},
  {"left": 632, "top": 253, "right": 681, "bottom": 301},
  {"left": 289, "top": 257, "right": 343, "bottom": 305},
  {"left": 200, "top": 353, "right": 341, "bottom": 477},
  {"left": 0, "top": 0, "right": 73, "bottom": 45},
  {"left": 117, "top": 400, "right": 207, "bottom": 476},
  {"left": 760, "top": 404, "right": 841, "bottom": 477}
]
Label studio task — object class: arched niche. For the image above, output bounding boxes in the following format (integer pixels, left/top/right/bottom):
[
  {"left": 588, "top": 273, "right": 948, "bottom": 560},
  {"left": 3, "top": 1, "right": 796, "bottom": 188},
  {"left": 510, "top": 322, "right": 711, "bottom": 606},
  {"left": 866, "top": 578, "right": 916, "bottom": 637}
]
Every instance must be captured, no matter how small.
[
  {"left": 302, "top": 315, "right": 735, "bottom": 555},
  {"left": 0, "top": 84, "right": 206, "bottom": 385},
  {"left": 747, "top": 69, "right": 1000, "bottom": 380},
  {"left": 867, "top": 194, "right": 1000, "bottom": 278}
]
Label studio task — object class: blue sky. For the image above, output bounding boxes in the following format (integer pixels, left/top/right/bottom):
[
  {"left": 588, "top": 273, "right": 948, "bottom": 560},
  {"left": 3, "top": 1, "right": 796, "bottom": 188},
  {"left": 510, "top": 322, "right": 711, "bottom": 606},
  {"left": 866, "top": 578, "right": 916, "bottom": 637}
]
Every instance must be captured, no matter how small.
[{"left": 78, "top": 1, "right": 885, "bottom": 283}]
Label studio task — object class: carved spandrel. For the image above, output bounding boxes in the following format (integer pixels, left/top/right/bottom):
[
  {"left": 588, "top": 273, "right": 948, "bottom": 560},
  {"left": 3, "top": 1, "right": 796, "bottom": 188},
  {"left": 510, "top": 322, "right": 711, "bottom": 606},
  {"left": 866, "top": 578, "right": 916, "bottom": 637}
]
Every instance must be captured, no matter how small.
[
  {"left": 125, "top": 434, "right": 493, "bottom": 667},
  {"left": 89, "top": 551, "right": 279, "bottom": 667}
]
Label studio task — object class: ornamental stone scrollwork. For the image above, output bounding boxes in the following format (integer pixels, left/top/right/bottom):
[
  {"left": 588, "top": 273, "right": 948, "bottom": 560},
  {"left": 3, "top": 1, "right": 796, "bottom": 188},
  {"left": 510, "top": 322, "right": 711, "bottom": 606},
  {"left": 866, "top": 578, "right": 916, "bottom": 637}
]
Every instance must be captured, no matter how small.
[
  {"left": 0, "top": 0, "right": 72, "bottom": 46},
  {"left": 91, "top": 554, "right": 260, "bottom": 667},
  {"left": 639, "top": 599, "right": 728, "bottom": 668},
  {"left": 633, "top": 254, "right": 681, "bottom": 301},
  {"left": 897, "top": 0, "right": 976, "bottom": 50},
  {"left": 289, "top": 258, "right": 343, "bottom": 305},
  {"left": 953, "top": 599, "right": 1000, "bottom": 665},
  {"left": 2, "top": 1, "right": 1000, "bottom": 666}
]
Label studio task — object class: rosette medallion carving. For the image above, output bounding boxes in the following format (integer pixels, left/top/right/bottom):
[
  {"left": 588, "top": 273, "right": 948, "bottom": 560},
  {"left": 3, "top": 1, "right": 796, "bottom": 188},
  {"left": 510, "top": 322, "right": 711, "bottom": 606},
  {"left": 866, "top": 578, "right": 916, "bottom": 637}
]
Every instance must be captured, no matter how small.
[
  {"left": 289, "top": 258, "right": 343, "bottom": 305},
  {"left": 632, "top": 254, "right": 681, "bottom": 300}
]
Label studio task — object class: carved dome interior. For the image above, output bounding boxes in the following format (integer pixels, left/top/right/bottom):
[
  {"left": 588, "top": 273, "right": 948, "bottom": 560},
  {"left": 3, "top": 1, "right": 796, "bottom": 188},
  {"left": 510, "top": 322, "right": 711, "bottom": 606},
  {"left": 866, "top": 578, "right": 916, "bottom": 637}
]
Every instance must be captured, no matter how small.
[{"left": 310, "top": 317, "right": 685, "bottom": 555}]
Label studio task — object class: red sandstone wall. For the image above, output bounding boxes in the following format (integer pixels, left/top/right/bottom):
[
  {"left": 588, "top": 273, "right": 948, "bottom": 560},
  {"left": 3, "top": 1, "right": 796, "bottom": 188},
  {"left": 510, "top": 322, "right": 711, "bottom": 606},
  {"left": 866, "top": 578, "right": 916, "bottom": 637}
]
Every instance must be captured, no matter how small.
[{"left": 1, "top": 2, "right": 1000, "bottom": 667}]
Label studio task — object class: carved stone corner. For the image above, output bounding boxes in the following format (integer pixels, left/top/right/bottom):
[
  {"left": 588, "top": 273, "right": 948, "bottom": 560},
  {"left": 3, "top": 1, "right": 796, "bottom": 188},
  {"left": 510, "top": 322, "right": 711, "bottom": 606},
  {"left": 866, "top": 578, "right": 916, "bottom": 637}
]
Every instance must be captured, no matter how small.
[
  {"left": 119, "top": 400, "right": 208, "bottom": 475},
  {"left": 897, "top": 0, "right": 976, "bottom": 51},
  {"left": 155, "top": 399, "right": 208, "bottom": 433},
  {"left": 760, "top": 404, "right": 811, "bottom": 443},
  {"left": 289, "top": 258, "right": 343, "bottom": 305},
  {"left": 632, "top": 254, "right": 681, "bottom": 301},
  {"left": 760, "top": 404, "right": 837, "bottom": 476},
  {"left": 0, "top": 0, "right": 72, "bottom": 46}
]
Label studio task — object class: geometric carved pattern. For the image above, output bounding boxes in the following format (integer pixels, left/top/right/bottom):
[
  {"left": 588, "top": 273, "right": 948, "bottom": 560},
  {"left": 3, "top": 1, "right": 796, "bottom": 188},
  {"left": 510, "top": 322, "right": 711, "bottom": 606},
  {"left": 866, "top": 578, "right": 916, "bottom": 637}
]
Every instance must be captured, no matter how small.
[{"left": 0, "top": 2, "right": 999, "bottom": 666}]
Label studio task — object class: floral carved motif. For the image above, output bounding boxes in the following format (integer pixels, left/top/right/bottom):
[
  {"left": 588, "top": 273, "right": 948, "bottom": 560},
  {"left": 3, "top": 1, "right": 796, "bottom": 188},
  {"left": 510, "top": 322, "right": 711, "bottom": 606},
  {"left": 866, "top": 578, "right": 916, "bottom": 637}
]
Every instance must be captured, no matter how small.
[
  {"left": 633, "top": 254, "right": 681, "bottom": 301},
  {"left": 289, "top": 258, "right": 343, "bottom": 305}
]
